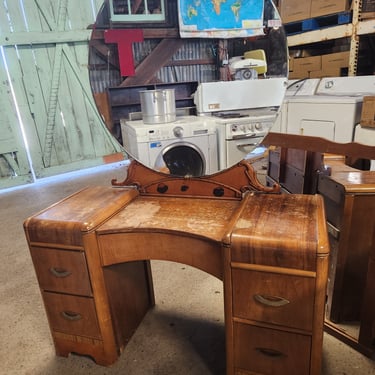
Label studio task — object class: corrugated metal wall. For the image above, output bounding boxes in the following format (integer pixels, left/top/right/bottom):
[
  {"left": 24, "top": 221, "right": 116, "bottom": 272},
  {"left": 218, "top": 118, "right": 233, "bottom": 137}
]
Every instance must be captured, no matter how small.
[{"left": 0, "top": 0, "right": 123, "bottom": 190}]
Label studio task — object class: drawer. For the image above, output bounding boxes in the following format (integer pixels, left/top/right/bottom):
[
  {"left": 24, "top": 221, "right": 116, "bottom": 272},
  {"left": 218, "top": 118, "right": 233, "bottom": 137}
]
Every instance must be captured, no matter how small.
[
  {"left": 43, "top": 292, "right": 101, "bottom": 339},
  {"left": 232, "top": 268, "right": 315, "bottom": 331},
  {"left": 234, "top": 322, "right": 311, "bottom": 375},
  {"left": 30, "top": 247, "right": 92, "bottom": 296}
]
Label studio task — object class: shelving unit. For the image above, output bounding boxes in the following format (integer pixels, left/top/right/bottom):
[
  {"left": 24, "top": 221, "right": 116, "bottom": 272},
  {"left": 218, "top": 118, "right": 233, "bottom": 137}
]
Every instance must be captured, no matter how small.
[{"left": 286, "top": 0, "right": 375, "bottom": 75}]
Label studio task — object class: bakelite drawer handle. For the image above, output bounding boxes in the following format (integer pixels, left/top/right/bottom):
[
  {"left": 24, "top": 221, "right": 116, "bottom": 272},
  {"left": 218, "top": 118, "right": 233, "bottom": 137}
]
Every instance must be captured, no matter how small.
[
  {"left": 61, "top": 311, "right": 82, "bottom": 321},
  {"left": 256, "top": 347, "right": 286, "bottom": 358},
  {"left": 253, "top": 294, "right": 290, "bottom": 307},
  {"left": 49, "top": 267, "right": 72, "bottom": 278}
]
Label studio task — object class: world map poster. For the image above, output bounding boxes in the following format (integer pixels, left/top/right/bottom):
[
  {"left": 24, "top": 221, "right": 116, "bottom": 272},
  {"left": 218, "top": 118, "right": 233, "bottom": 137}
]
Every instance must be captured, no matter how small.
[{"left": 178, "top": 0, "right": 264, "bottom": 38}]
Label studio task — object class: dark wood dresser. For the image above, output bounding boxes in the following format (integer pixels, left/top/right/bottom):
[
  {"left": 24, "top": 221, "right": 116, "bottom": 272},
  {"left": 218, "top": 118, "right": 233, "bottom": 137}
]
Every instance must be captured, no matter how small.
[{"left": 317, "top": 167, "right": 375, "bottom": 355}]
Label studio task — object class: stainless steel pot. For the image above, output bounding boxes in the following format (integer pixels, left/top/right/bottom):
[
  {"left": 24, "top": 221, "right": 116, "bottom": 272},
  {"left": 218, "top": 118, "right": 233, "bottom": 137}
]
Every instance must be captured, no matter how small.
[{"left": 140, "top": 89, "right": 176, "bottom": 124}]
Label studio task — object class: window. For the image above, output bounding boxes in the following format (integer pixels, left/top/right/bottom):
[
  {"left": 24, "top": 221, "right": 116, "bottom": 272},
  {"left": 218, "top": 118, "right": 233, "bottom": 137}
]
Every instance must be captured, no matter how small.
[{"left": 109, "top": 0, "right": 165, "bottom": 22}]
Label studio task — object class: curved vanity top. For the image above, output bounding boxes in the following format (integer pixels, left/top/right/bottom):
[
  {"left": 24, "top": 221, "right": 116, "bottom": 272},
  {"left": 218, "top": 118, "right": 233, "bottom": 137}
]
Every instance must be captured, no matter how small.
[{"left": 97, "top": 195, "right": 242, "bottom": 243}]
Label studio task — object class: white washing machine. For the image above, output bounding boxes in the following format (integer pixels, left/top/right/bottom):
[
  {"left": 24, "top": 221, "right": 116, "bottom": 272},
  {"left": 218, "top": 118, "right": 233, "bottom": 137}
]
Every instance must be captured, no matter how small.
[{"left": 121, "top": 116, "right": 218, "bottom": 177}]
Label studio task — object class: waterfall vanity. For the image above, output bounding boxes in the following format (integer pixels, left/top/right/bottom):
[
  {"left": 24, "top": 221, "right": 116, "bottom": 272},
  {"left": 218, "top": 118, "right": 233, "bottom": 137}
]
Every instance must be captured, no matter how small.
[{"left": 24, "top": 160, "right": 329, "bottom": 375}]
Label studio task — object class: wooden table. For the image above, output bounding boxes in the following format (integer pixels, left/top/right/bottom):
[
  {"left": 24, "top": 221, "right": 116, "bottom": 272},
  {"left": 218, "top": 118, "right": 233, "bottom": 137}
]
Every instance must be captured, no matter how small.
[{"left": 24, "top": 180, "right": 329, "bottom": 374}]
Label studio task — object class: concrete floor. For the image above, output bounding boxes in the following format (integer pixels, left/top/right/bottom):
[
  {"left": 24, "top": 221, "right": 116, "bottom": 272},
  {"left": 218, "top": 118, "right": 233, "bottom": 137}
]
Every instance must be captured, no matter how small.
[{"left": 1, "top": 161, "right": 374, "bottom": 374}]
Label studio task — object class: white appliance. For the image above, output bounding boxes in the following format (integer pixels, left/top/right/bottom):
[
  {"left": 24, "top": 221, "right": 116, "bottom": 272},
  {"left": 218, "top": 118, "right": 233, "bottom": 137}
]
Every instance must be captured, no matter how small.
[
  {"left": 212, "top": 109, "right": 278, "bottom": 170},
  {"left": 273, "top": 76, "right": 375, "bottom": 142},
  {"left": 354, "top": 124, "right": 375, "bottom": 170},
  {"left": 284, "top": 95, "right": 363, "bottom": 142},
  {"left": 271, "top": 78, "right": 321, "bottom": 133},
  {"left": 121, "top": 116, "right": 218, "bottom": 177},
  {"left": 194, "top": 79, "right": 287, "bottom": 170}
]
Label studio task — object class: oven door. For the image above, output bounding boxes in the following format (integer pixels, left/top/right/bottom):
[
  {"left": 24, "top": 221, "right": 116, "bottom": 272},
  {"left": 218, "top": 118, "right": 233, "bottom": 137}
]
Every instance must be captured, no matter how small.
[{"left": 226, "top": 136, "right": 263, "bottom": 168}]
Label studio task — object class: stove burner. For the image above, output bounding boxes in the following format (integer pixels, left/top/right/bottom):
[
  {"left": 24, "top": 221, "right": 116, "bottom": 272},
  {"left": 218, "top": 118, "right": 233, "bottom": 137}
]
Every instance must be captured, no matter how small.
[{"left": 213, "top": 112, "right": 249, "bottom": 119}]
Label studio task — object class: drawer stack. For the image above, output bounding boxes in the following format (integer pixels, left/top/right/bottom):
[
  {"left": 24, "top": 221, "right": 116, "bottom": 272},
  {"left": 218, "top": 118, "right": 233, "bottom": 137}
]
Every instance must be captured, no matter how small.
[
  {"left": 225, "top": 193, "right": 329, "bottom": 375},
  {"left": 29, "top": 246, "right": 101, "bottom": 343},
  {"left": 24, "top": 186, "right": 152, "bottom": 365}
]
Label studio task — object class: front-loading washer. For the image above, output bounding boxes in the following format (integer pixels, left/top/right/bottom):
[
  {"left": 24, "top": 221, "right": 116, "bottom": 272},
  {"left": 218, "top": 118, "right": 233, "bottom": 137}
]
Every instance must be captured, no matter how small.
[{"left": 121, "top": 116, "right": 218, "bottom": 177}]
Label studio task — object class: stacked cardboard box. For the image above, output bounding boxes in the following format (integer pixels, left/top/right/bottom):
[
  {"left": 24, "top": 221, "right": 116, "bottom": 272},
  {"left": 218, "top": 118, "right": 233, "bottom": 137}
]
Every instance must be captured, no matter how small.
[
  {"left": 362, "top": 0, "right": 375, "bottom": 19},
  {"left": 289, "top": 55, "right": 321, "bottom": 78},
  {"left": 279, "top": 0, "right": 311, "bottom": 23},
  {"left": 289, "top": 51, "right": 350, "bottom": 79},
  {"left": 360, "top": 96, "right": 375, "bottom": 128},
  {"left": 279, "top": 0, "right": 349, "bottom": 23},
  {"left": 311, "top": 0, "right": 350, "bottom": 18}
]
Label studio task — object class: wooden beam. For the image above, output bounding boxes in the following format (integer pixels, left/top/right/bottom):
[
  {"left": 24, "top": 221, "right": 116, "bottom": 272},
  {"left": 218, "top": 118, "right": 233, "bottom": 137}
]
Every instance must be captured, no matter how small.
[
  {"left": 121, "top": 38, "right": 184, "bottom": 86},
  {"left": 263, "top": 133, "right": 375, "bottom": 160},
  {"left": 1, "top": 30, "right": 92, "bottom": 46},
  {"left": 91, "top": 28, "right": 179, "bottom": 40},
  {"left": 89, "top": 39, "right": 119, "bottom": 70}
]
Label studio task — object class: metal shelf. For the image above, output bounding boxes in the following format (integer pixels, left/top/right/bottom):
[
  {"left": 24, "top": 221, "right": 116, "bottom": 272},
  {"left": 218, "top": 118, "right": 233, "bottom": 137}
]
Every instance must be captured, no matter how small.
[
  {"left": 357, "top": 18, "right": 375, "bottom": 35},
  {"left": 287, "top": 19, "right": 375, "bottom": 47},
  {"left": 287, "top": 24, "right": 353, "bottom": 47},
  {"left": 285, "top": 1, "right": 375, "bottom": 76}
]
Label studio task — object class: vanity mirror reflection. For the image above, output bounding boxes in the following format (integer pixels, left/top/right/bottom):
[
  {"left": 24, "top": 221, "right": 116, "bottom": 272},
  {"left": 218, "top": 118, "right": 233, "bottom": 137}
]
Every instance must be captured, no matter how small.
[
  {"left": 263, "top": 132, "right": 375, "bottom": 359},
  {"left": 89, "top": 0, "right": 288, "bottom": 177}
]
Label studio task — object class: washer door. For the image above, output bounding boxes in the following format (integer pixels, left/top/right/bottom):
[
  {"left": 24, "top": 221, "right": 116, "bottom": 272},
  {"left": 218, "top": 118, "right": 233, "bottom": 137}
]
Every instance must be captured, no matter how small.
[{"left": 155, "top": 142, "right": 206, "bottom": 177}]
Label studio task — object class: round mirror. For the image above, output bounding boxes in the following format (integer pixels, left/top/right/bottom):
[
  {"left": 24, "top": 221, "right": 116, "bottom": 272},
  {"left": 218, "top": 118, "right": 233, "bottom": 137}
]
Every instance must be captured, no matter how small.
[{"left": 89, "top": 0, "right": 288, "bottom": 177}]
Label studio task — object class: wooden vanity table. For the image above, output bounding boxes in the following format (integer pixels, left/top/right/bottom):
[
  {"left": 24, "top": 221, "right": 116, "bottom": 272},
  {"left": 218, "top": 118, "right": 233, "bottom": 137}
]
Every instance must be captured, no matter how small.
[{"left": 24, "top": 161, "right": 329, "bottom": 374}]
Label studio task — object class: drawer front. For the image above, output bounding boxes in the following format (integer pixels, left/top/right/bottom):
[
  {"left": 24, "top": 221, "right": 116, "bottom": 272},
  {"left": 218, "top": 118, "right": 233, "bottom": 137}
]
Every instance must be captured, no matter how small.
[
  {"left": 30, "top": 247, "right": 92, "bottom": 296},
  {"left": 43, "top": 292, "right": 101, "bottom": 339},
  {"left": 232, "top": 268, "right": 315, "bottom": 331},
  {"left": 234, "top": 322, "right": 311, "bottom": 375}
]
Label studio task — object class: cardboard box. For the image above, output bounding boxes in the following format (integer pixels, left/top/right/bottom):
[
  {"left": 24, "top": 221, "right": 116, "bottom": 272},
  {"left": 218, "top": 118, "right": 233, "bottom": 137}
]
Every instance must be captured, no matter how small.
[
  {"left": 289, "top": 55, "right": 321, "bottom": 79},
  {"left": 362, "top": 0, "right": 375, "bottom": 18},
  {"left": 360, "top": 96, "right": 375, "bottom": 128},
  {"left": 293, "top": 55, "right": 322, "bottom": 72},
  {"left": 309, "top": 67, "right": 341, "bottom": 78},
  {"left": 288, "top": 56, "right": 294, "bottom": 72},
  {"left": 321, "top": 51, "right": 350, "bottom": 70},
  {"left": 279, "top": 0, "right": 311, "bottom": 23},
  {"left": 311, "top": 0, "right": 349, "bottom": 18},
  {"left": 362, "top": 0, "right": 375, "bottom": 13},
  {"left": 288, "top": 70, "right": 309, "bottom": 79}
]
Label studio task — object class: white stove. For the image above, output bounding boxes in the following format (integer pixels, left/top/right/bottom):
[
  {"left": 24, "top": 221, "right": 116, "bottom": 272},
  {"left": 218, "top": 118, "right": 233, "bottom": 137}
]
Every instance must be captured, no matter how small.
[
  {"left": 194, "top": 79, "right": 287, "bottom": 170},
  {"left": 209, "top": 109, "right": 278, "bottom": 169}
]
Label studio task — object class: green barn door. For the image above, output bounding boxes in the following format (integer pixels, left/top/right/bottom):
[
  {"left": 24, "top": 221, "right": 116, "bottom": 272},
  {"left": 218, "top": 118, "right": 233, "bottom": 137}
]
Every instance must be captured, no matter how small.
[{"left": 0, "top": 0, "right": 123, "bottom": 190}]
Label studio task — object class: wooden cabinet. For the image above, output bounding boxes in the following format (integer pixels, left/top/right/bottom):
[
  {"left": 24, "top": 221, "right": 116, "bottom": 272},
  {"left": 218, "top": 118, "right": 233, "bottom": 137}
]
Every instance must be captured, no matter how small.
[
  {"left": 24, "top": 186, "right": 154, "bottom": 366},
  {"left": 317, "top": 168, "right": 375, "bottom": 355},
  {"left": 267, "top": 146, "right": 323, "bottom": 194},
  {"left": 24, "top": 184, "right": 329, "bottom": 374}
]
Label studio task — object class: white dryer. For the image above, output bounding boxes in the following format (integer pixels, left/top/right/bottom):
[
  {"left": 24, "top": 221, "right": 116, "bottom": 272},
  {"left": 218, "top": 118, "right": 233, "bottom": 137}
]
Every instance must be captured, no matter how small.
[
  {"left": 274, "top": 76, "right": 375, "bottom": 142},
  {"left": 121, "top": 116, "right": 218, "bottom": 177}
]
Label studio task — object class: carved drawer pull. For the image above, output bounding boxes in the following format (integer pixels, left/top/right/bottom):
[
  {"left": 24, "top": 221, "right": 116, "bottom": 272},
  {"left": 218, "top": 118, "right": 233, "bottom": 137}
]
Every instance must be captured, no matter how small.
[
  {"left": 49, "top": 267, "right": 72, "bottom": 278},
  {"left": 256, "top": 347, "right": 286, "bottom": 358},
  {"left": 253, "top": 294, "right": 290, "bottom": 307},
  {"left": 61, "top": 311, "right": 82, "bottom": 321}
]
